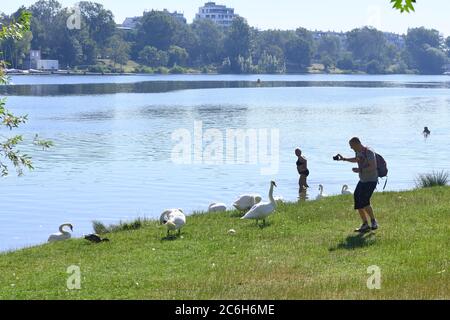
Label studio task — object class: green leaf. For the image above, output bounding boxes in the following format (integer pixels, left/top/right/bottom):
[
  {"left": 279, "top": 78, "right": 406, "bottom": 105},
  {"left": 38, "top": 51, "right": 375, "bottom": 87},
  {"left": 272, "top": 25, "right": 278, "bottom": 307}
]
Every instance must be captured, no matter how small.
[{"left": 390, "top": 0, "right": 416, "bottom": 13}]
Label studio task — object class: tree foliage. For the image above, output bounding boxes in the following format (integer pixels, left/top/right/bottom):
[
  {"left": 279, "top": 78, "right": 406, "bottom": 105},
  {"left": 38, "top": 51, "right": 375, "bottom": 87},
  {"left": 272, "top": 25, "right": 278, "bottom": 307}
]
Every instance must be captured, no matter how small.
[
  {"left": 405, "top": 27, "right": 447, "bottom": 74},
  {"left": 1, "top": 0, "right": 448, "bottom": 75},
  {"left": 0, "top": 11, "right": 52, "bottom": 177}
]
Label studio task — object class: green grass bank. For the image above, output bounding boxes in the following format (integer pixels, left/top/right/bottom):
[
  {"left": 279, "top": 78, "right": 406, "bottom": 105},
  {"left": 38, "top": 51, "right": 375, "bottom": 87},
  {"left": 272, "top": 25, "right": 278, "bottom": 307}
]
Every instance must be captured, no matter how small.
[{"left": 0, "top": 187, "right": 448, "bottom": 300}]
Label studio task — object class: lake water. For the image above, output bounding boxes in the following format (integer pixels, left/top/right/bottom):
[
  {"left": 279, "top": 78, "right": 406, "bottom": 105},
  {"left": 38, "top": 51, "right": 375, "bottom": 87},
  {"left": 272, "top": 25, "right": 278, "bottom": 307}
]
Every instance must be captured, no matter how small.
[{"left": 1, "top": 74, "right": 449, "bottom": 252}]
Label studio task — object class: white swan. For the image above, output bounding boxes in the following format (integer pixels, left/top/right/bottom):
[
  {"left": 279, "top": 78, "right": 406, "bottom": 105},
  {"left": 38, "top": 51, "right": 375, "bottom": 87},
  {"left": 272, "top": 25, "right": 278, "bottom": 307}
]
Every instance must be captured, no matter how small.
[
  {"left": 48, "top": 223, "right": 73, "bottom": 242},
  {"left": 241, "top": 181, "right": 277, "bottom": 225},
  {"left": 342, "top": 185, "right": 353, "bottom": 195},
  {"left": 208, "top": 203, "right": 227, "bottom": 213},
  {"left": 160, "top": 209, "right": 186, "bottom": 236},
  {"left": 233, "top": 194, "right": 262, "bottom": 211},
  {"left": 316, "top": 184, "right": 328, "bottom": 200}
]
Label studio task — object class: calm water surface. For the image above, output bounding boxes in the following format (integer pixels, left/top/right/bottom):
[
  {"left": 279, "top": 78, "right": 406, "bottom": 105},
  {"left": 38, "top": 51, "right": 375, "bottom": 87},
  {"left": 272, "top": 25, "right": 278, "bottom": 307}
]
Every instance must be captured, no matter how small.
[{"left": 1, "top": 74, "right": 449, "bottom": 252}]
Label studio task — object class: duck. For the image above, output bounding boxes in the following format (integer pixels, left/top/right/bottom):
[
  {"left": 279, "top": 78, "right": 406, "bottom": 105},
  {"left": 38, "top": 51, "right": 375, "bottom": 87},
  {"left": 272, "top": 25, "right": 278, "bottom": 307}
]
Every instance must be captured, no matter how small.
[
  {"left": 341, "top": 185, "right": 353, "bottom": 195},
  {"left": 316, "top": 185, "right": 328, "bottom": 200},
  {"left": 208, "top": 203, "right": 227, "bottom": 213},
  {"left": 48, "top": 223, "right": 73, "bottom": 242},
  {"left": 84, "top": 234, "right": 110, "bottom": 243},
  {"left": 233, "top": 194, "right": 262, "bottom": 211},
  {"left": 160, "top": 209, "right": 186, "bottom": 237},
  {"left": 241, "top": 181, "right": 277, "bottom": 226}
]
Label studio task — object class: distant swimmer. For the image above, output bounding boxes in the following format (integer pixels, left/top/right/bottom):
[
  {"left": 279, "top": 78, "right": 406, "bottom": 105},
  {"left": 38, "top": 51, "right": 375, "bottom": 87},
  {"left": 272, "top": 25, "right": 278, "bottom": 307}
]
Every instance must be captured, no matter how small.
[{"left": 423, "top": 127, "right": 431, "bottom": 138}]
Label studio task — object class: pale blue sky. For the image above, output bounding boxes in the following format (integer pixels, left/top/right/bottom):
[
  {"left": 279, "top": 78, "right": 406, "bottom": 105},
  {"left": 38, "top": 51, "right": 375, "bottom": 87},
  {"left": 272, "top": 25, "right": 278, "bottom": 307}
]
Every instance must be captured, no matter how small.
[{"left": 3, "top": 0, "right": 450, "bottom": 36}]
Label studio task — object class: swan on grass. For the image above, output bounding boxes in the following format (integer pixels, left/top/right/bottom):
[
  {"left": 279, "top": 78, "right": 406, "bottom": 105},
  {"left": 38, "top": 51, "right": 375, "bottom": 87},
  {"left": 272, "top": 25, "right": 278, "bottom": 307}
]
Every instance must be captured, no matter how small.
[
  {"left": 160, "top": 209, "right": 186, "bottom": 236},
  {"left": 233, "top": 194, "right": 262, "bottom": 211},
  {"left": 48, "top": 223, "right": 73, "bottom": 242},
  {"left": 208, "top": 203, "right": 227, "bottom": 213},
  {"left": 316, "top": 184, "right": 328, "bottom": 200},
  {"left": 241, "top": 181, "right": 277, "bottom": 226},
  {"left": 341, "top": 185, "right": 353, "bottom": 195}
]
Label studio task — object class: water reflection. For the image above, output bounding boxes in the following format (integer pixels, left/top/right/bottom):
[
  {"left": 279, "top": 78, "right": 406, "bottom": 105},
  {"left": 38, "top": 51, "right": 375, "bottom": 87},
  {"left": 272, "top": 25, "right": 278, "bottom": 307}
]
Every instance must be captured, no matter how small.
[{"left": 2, "top": 80, "right": 450, "bottom": 96}]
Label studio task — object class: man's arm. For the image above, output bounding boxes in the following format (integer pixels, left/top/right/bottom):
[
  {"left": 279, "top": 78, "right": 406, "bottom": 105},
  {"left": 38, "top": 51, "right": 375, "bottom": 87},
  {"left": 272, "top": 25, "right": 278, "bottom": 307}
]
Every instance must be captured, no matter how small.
[{"left": 337, "top": 154, "right": 358, "bottom": 163}]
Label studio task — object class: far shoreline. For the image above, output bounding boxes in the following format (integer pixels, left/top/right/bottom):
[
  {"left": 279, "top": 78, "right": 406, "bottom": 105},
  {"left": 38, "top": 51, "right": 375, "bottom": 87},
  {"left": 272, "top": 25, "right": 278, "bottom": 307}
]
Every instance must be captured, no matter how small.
[{"left": 7, "top": 70, "right": 449, "bottom": 77}]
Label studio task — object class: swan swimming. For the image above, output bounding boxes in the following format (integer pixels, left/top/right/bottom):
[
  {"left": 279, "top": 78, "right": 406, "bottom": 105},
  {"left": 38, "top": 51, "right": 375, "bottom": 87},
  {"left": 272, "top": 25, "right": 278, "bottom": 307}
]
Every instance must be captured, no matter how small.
[
  {"left": 241, "top": 181, "right": 277, "bottom": 226},
  {"left": 316, "top": 185, "right": 328, "bottom": 200},
  {"left": 341, "top": 185, "right": 353, "bottom": 195},
  {"left": 160, "top": 209, "right": 186, "bottom": 236},
  {"left": 48, "top": 223, "right": 73, "bottom": 242},
  {"left": 233, "top": 194, "right": 262, "bottom": 211},
  {"left": 208, "top": 203, "right": 227, "bottom": 213}
]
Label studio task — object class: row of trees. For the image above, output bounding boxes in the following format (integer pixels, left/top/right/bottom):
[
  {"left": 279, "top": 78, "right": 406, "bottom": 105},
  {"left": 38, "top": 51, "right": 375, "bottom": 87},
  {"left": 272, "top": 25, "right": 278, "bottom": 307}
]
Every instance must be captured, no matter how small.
[
  {"left": 0, "top": 11, "right": 52, "bottom": 177},
  {"left": 1, "top": 0, "right": 449, "bottom": 74}
]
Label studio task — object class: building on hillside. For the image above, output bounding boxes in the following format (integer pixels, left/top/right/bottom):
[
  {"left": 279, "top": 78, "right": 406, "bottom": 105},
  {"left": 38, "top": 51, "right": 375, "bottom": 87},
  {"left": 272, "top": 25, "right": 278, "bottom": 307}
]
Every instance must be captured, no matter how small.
[
  {"left": 36, "top": 60, "right": 59, "bottom": 71},
  {"left": 383, "top": 32, "right": 405, "bottom": 49},
  {"left": 120, "top": 17, "right": 141, "bottom": 30},
  {"left": 119, "top": 9, "right": 186, "bottom": 30},
  {"left": 195, "top": 2, "right": 235, "bottom": 28},
  {"left": 312, "top": 31, "right": 347, "bottom": 47},
  {"left": 444, "top": 63, "right": 450, "bottom": 74},
  {"left": 29, "top": 50, "right": 41, "bottom": 65},
  {"left": 29, "top": 50, "right": 59, "bottom": 71},
  {"left": 162, "top": 9, "right": 187, "bottom": 24}
]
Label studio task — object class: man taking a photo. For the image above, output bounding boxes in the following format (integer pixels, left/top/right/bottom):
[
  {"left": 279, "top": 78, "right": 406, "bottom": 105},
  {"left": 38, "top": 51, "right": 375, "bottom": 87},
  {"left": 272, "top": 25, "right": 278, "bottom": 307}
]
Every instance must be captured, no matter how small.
[{"left": 336, "top": 137, "right": 379, "bottom": 233}]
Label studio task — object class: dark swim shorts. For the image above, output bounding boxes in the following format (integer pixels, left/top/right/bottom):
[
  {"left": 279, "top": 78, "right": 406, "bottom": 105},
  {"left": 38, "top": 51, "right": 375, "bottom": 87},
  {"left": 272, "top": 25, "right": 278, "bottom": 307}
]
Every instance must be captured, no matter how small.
[{"left": 354, "top": 181, "right": 377, "bottom": 210}]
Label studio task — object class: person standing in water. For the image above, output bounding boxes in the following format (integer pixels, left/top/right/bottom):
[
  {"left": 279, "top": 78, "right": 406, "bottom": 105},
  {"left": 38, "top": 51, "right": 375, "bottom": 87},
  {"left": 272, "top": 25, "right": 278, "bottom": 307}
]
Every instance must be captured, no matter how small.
[
  {"left": 295, "top": 148, "right": 309, "bottom": 192},
  {"left": 423, "top": 127, "right": 431, "bottom": 138}
]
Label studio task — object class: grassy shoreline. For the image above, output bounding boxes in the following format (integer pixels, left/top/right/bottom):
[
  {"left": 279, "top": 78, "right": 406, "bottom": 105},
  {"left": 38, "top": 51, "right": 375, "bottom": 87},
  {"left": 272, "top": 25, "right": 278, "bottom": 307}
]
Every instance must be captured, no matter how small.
[{"left": 0, "top": 187, "right": 448, "bottom": 300}]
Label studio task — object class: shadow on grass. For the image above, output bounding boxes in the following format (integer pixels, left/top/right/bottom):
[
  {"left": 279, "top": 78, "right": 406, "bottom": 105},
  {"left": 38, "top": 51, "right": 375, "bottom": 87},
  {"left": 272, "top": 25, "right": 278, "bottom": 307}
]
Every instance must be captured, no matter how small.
[
  {"left": 329, "top": 232, "right": 376, "bottom": 251},
  {"left": 161, "top": 234, "right": 182, "bottom": 241},
  {"left": 242, "top": 221, "right": 273, "bottom": 229}
]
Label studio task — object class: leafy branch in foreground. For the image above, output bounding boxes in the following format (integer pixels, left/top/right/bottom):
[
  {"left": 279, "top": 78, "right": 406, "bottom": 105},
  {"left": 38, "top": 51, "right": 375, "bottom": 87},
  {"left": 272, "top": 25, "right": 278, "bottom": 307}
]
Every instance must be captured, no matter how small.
[
  {"left": 1, "top": 10, "right": 52, "bottom": 177},
  {"left": 390, "top": 0, "right": 416, "bottom": 13},
  {"left": 0, "top": 10, "right": 31, "bottom": 39}
]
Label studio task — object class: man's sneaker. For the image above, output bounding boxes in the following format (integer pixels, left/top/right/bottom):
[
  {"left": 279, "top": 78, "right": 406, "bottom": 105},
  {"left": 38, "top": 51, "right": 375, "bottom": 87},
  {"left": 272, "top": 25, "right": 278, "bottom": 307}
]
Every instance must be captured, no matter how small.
[
  {"left": 371, "top": 220, "right": 379, "bottom": 230},
  {"left": 355, "top": 223, "right": 371, "bottom": 233}
]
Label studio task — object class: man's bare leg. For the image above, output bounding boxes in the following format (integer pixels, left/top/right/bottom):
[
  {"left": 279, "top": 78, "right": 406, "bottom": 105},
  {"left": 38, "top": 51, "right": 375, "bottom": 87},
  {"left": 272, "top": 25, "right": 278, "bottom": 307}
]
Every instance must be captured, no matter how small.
[
  {"left": 358, "top": 209, "right": 369, "bottom": 224},
  {"left": 365, "top": 205, "right": 375, "bottom": 221},
  {"left": 355, "top": 209, "right": 371, "bottom": 232},
  {"left": 365, "top": 205, "right": 378, "bottom": 229}
]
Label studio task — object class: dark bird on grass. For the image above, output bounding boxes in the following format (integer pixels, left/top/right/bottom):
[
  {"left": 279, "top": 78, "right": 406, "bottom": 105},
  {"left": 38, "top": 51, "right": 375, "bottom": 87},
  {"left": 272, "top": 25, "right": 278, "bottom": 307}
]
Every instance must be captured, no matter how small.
[{"left": 84, "top": 234, "right": 110, "bottom": 243}]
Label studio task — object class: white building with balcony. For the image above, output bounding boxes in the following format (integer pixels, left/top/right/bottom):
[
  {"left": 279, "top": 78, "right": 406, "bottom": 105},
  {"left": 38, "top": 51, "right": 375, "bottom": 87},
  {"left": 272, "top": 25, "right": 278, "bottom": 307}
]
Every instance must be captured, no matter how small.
[{"left": 195, "top": 2, "right": 235, "bottom": 28}]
